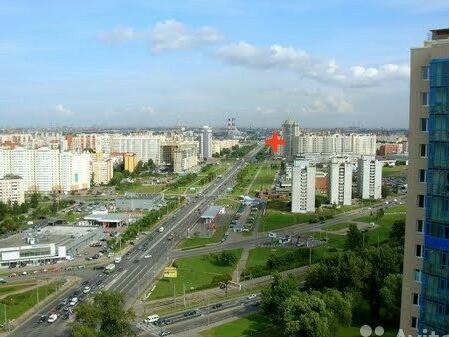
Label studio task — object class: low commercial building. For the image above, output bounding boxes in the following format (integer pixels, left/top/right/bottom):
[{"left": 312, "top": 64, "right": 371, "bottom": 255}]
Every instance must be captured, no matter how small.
[
  {"left": 0, "top": 243, "right": 66, "bottom": 268},
  {"left": 200, "top": 206, "right": 225, "bottom": 224},
  {"left": 116, "top": 193, "right": 164, "bottom": 211},
  {"left": 0, "top": 175, "right": 25, "bottom": 205},
  {"left": 84, "top": 213, "right": 130, "bottom": 228}
]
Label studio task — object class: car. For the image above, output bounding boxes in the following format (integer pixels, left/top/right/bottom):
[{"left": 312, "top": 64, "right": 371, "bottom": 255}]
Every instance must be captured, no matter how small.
[
  {"left": 0, "top": 278, "right": 7, "bottom": 284},
  {"left": 47, "top": 314, "right": 58, "bottom": 323},
  {"left": 69, "top": 297, "right": 78, "bottom": 306},
  {"left": 61, "top": 298, "right": 69, "bottom": 305},
  {"left": 247, "top": 294, "right": 257, "bottom": 300},
  {"left": 211, "top": 303, "right": 223, "bottom": 310},
  {"left": 145, "top": 314, "right": 160, "bottom": 324},
  {"left": 144, "top": 255, "right": 152, "bottom": 259},
  {"left": 81, "top": 281, "right": 89, "bottom": 286},
  {"left": 62, "top": 311, "right": 70, "bottom": 320},
  {"left": 83, "top": 286, "right": 91, "bottom": 294},
  {"left": 160, "top": 331, "right": 171, "bottom": 336},
  {"left": 183, "top": 310, "right": 197, "bottom": 317},
  {"left": 133, "top": 259, "right": 140, "bottom": 264},
  {"left": 37, "top": 315, "right": 47, "bottom": 324}
]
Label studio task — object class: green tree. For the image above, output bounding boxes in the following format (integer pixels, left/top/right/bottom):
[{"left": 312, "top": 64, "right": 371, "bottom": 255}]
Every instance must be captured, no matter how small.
[
  {"left": 72, "top": 291, "right": 135, "bottom": 337},
  {"left": 381, "top": 185, "right": 391, "bottom": 198},
  {"left": 29, "top": 193, "right": 40, "bottom": 208},
  {"left": 261, "top": 273, "right": 298, "bottom": 326},
  {"left": 379, "top": 273, "right": 402, "bottom": 325},
  {"left": 315, "top": 289, "right": 352, "bottom": 331},
  {"left": 389, "top": 219, "right": 405, "bottom": 248},
  {"left": 213, "top": 251, "right": 238, "bottom": 266},
  {"left": 282, "top": 292, "right": 331, "bottom": 337},
  {"left": 344, "top": 224, "right": 364, "bottom": 251}
]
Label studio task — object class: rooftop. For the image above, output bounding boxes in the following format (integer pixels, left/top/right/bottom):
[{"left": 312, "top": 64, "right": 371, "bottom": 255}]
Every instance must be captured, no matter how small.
[
  {"left": 84, "top": 213, "right": 129, "bottom": 223},
  {"left": 201, "top": 206, "right": 224, "bottom": 219}
]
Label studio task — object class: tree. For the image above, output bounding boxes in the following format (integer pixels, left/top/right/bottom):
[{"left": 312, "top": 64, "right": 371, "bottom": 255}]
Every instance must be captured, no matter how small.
[
  {"left": 382, "top": 185, "right": 391, "bottom": 198},
  {"left": 344, "top": 224, "right": 364, "bottom": 251},
  {"left": 213, "top": 251, "right": 238, "bottom": 266},
  {"left": 147, "top": 159, "right": 156, "bottom": 172},
  {"left": 389, "top": 219, "right": 405, "bottom": 249},
  {"left": 315, "top": 289, "right": 352, "bottom": 331},
  {"left": 29, "top": 193, "right": 40, "bottom": 208},
  {"left": 261, "top": 273, "right": 298, "bottom": 325},
  {"left": 72, "top": 291, "right": 135, "bottom": 337},
  {"left": 282, "top": 292, "right": 332, "bottom": 337},
  {"left": 379, "top": 273, "right": 402, "bottom": 325}
]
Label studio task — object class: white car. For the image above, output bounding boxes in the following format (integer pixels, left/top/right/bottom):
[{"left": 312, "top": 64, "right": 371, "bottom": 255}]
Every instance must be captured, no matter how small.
[
  {"left": 69, "top": 297, "right": 78, "bottom": 306},
  {"left": 158, "top": 227, "right": 164, "bottom": 233},
  {"left": 48, "top": 314, "right": 58, "bottom": 323},
  {"left": 247, "top": 294, "right": 257, "bottom": 300},
  {"left": 83, "top": 286, "right": 91, "bottom": 294},
  {"left": 144, "top": 255, "right": 152, "bottom": 259},
  {"left": 267, "top": 232, "right": 277, "bottom": 239}
]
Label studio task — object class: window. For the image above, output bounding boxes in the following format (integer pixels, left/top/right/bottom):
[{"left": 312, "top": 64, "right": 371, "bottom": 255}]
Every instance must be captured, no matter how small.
[
  {"left": 421, "top": 66, "right": 429, "bottom": 80},
  {"left": 414, "top": 269, "right": 421, "bottom": 282},
  {"left": 419, "top": 169, "right": 426, "bottom": 183},
  {"left": 413, "top": 293, "right": 419, "bottom": 305},
  {"left": 417, "top": 220, "right": 424, "bottom": 233},
  {"left": 419, "top": 144, "right": 427, "bottom": 157},
  {"left": 420, "top": 118, "right": 428, "bottom": 132},
  {"left": 411, "top": 316, "right": 418, "bottom": 329},
  {"left": 418, "top": 195, "right": 425, "bottom": 208},
  {"left": 421, "top": 92, "right": 429, "bottom": 106},
  {"left": 416, "top": 244, "right": 422, "bottom": 257}
]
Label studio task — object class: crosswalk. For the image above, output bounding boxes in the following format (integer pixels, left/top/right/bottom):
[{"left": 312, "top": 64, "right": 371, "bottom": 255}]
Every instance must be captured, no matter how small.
[{"left": 136, "top": 321, "right": 160, "bottom": 336}]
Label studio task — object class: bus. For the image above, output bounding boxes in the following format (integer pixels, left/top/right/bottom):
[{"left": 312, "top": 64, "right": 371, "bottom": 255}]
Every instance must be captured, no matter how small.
[{"left": 104, "top": 264, "right": 116, "bottom": 274}]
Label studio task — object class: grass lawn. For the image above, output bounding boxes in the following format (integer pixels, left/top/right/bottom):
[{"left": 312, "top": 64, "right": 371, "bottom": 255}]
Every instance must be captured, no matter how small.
[
  {"left": 385, "top": 203, "right": 406, "bottom": 213},
  {"left": 149, "top": 249, "right": 242, "bottom": 300},
  {"left": 326, "top": 223, "right": 352, "bottom": 231},
  {"left": 0, "top": 281, "right": 62, "bottom": 322},
  {"left": 382, "top": 165, "right": 407, "bottom": 177},
  {"left": 124, "top": 184, "right": 165, "bottom": 193},
  {"left": 0, "top": 282, "right": 37, "bottom": 297},
  {"left": 245, "top": 247, "right": 295, "bottom": 270},
  {"left": 260, "top": 210, "right": 335, "bottom": 232},
  {"left": 178, "top": 224, "right": 228, "bottom": 250},
  {"left": 353, "top": 210, "right": 405, "bottom": 246},
  {"left": 336, "top": 326, "right": 397, "bottom": 337},
  {"left": 232, "top": 162, "right": 278, "bottom": 197},
  {"left": 200, "top": 313, "right": 279, "bottom": 337}
]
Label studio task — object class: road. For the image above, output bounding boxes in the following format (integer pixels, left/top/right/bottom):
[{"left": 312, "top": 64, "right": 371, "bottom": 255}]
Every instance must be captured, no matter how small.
[{"left": 9, "top": 144, "right": 263, "bottom": 337}]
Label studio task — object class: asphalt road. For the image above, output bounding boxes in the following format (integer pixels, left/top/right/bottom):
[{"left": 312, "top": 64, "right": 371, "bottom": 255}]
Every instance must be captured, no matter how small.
[{"left": 9, "top": 145, "right": 263, "bottom": 337}]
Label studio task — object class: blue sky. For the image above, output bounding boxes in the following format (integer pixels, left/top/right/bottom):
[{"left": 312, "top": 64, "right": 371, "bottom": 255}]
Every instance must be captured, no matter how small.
[{"left": 1, "top": 0, "right": 448, "bottom": 128}]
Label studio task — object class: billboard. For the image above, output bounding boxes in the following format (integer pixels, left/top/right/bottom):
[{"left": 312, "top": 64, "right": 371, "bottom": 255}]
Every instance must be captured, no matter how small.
[{"left": 163, "top": 267, "right": 177, "bottom": 278}]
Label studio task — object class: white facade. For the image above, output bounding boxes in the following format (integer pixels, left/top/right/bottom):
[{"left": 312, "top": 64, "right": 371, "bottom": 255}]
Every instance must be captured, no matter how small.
[
  {"left": 291, "top": 159, "right": 316, "bottom": 213},
  {"left": 357, "top": 155, "right": 382, "bottom": 199},
  {"left": 111, "top": 134, "right": 162, "bottom": 165},
  {"left": 0, "top": 148, "right": 91, "bottom": 193},
  {"left": 0, "top": 176, "right": 25, "bottom": 205},
  {"left": 0, "top": 243, "right": 66, "bottom": 267},
  {"left": 92, "top": 156, "right": 113, "bottom": 185},
  {"left": 297, "top": 133, "right": 377, "bottom": 157},
  {"left": 199, "top": 126, "right": 213, "bottom": 160},
  {"left": 328, "top": 157, "right": 353, "bottom": 206}
]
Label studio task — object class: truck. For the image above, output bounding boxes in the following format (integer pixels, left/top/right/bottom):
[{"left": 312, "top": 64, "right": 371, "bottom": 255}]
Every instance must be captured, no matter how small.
[{"left": 104, "top": 263, "right": 116, "bottom": 274}]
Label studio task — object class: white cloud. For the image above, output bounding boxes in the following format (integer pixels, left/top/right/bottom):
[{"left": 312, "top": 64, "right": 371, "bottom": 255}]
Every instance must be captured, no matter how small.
[
  {"left": 141, "top": 105, "right": 156, "bottom": 115},
  {"left": 150, "top": 20, "right": 223, "bottom": 53},
  {"left": 97, "top": 20, "right": 224, "bottom": 52},
  {"left": 96, "top": 25, "right": 140, "bottom": 43},
  {"left": 215, "top": 41, "right": 409, "bottom": 88},
  {"left": 54, "top": 104, "right": 74, "bottom": 116}
]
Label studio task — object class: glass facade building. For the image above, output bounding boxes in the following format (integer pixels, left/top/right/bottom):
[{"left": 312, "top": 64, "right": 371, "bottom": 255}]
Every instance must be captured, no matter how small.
[{"left": 421, "top": 59, "right": 449, "bottom": 333}]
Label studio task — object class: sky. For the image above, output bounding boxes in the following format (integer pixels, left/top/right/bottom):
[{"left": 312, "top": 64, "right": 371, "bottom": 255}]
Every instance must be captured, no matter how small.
[{"left": 0, "top": 0, "right": 448, "bottom": 128}]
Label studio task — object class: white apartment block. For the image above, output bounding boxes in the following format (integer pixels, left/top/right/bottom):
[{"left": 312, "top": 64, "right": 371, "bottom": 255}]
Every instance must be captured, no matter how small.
[
  {"left": 0, "top": 147, "right": 91, "bottom": 193},
  {"left": 282, "top": 119, "right": 300, "bottom": 159},
  {"left": 199, "top": 126, "right": 213, "bottom": 160},
  {"left": 357, "top": 155, "right": 382, "bottom": 200},
  {"left": 0, "top": 175, "right": 25, "bottom": 205},
  {"left": 111, "top": 134, "right": 162, "bottom": 165},
  {"left": 212, "top": 139, "right": 239, "bottom": 155},
  {"left": 297, "top": 133, "right": 376, "bottom": 157},
  {"left": 328, "top": 157, "right": 353, "bottom": 206},
  {"left": 291, "top": 159, "right": 316, "bottom": 213}
]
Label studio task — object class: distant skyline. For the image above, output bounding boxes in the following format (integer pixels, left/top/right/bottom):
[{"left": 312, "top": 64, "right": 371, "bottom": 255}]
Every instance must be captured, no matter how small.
[{"left": 1, "top": 1, "right": 448, "bottom": 128}]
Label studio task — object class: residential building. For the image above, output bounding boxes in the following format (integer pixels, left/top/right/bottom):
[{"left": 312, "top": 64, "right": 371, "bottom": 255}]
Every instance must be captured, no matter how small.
[
  {"left": 377, "top": 143, "right": 400, "bottom": 156},
  {"left": 0, "top": 175, "right": 25, "bottom": 205},
  {"left": 123, "top": 153, "right": 137, "bottom": 173},
  {"left": 400, "top": 28, "right": 449, "bottom": 336},
  {"left": 328, "top": 157, "right": 353, "bottom": 206},
  {"left": 291, "top": 159, "right": 315, "bottom": 213},
  {"left": 357, "top": 155, "right": 382, "bottom": 200},
  {"left": 199, "top": 126, "right": 213, "bottom": 160},
  {"left": 161, "top": 136, "right": 199, "bottom": 173},
  {"left": 212, "top": 139, "right": 239, "bottom": 155},
  {"left": 92, "top": 154, "right": 113, "bottom": 185},
  {"left": 111, "top": 133, "right": 162, "bottom": 165},
  {"left": 282, "top": 119, "right": 300, "bottom": 160}
]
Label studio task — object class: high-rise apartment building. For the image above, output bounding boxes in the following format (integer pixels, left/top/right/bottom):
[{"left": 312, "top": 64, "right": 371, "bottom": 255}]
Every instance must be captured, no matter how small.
[
  {"left": 111, "top": 134, "right": 162, "bottom": 165},
  {"left": 328, "top": 157, "right": 352, "bottom": 206},
  {"left": 0, "top": 175, "right": 25, "bottom": 205},
  {"left": 199, "top": 126, "right": 213, "bottom": 160},
  {"left": 123, "top": 153, "right": 137, "bottom": 173},
  {"left": 357, "top": 155, "right": 382, "bottom": 200},
  {"left": 282, "top": 119, "right": 300, "bottom": 160},
  {"left": 291, "top": 159, "right": 315, "bottom": 213},
  {"left": 401, "top": 28, "right": 449, "bottom": 336}
]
